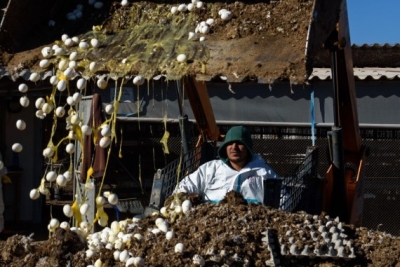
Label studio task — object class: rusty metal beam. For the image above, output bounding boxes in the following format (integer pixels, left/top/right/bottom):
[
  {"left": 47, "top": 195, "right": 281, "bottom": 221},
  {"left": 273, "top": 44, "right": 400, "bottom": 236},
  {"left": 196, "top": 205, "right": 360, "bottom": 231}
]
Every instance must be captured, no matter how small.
[
  {"left": 182, "top": 76, "right": 220, "bottom": 142},
  {"left": 322, "top": 0, "right": 365, "bottom": 225}
]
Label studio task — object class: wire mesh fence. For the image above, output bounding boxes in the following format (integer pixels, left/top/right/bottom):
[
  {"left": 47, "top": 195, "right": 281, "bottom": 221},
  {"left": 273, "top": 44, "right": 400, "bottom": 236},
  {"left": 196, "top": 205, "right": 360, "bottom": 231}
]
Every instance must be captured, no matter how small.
[
  {"left": 147, "top": 144, "right": 320, "bottom": 214},
  {"left": 279, "top": 147, "right": 320, "bottom": 213},
  {"left": 148, "top": 147, "right": 202, "bottom": 209},
  {"left": 247, "top": 126, "right": 400, "bottom": 235}
]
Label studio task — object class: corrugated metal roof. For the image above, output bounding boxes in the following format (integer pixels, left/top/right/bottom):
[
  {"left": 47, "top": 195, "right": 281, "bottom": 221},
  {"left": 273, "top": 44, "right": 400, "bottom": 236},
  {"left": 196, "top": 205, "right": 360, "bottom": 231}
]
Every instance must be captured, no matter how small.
[
  {"left": 3, "top": 66, "right": 400, "bottom": 83},
  {"left": 310, "top": 68, "right": 400, "bottom": 81},
  {"left": 313, "top": 44, "right": 400, "bottom": 68}
]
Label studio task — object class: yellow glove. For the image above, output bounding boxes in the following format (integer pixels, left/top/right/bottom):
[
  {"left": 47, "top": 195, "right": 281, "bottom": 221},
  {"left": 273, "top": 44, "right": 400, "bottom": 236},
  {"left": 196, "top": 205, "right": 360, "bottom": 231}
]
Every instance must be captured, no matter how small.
[{"left": 1, "top": 174, "right": 11, "bottom": 184}]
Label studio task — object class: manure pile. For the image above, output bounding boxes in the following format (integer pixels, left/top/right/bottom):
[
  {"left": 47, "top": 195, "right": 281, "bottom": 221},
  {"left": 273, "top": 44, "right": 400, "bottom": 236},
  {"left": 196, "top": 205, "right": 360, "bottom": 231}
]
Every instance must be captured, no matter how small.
[{"left": 1, "top": 191, "right": 399, "bottom": 267}]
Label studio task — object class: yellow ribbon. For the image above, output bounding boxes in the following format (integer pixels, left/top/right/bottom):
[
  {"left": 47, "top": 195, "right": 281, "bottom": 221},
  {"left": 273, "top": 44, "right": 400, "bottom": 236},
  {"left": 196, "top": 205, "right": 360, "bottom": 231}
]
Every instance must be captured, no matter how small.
[{"left": 160, "top": 114, "right": 170, "bottom": 154}]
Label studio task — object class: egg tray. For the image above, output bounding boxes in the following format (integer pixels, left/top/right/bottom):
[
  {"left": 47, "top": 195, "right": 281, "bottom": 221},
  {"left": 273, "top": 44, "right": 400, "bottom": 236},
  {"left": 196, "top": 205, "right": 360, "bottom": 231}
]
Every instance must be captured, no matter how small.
[
  {"left": 262, "top": 226, "right": 357, "bottom": 267},
  {"left": 113, "top": 198, "right": 144, "bottom": 214}
]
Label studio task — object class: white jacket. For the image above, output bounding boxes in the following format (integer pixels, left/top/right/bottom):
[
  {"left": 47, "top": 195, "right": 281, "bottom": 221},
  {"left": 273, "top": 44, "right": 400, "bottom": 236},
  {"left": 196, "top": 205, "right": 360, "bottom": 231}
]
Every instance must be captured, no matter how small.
[{"left": 176, "top": 154, "right": 278, "bottom": 204}]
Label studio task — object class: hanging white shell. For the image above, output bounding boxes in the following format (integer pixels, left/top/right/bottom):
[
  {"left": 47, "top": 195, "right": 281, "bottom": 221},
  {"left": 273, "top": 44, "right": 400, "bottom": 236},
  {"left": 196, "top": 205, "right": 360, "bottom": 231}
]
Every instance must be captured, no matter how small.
[
  {"left": 107, "top": 193, "right": 119, "bottom": 205},
  {"left": 63, "top": 171, "right": 72, "bottom": 181},
  {"left": 63, "top": 204, "right": 73, "bottom": 217},
  {"left": 42, "top": 103, "right": 54, "bottom": 114},
  {"left": 66, "top": 96, "right": 75, "bottom": 106},
  {"left": 19, "top": 96, "right": 30, "bottom": 107},
  {"left": 72, "top": 92, "right": 82, "bottom": 103},
  {"left": 99, "top": 136, "right": 110, "bottom": 148},
  {"left": 43, "top": 147, "right": 54, "bottom": 158},
  {"left": 35, "top": 98, "right": 45, "bottom": 109},
  {"left": 76, "top": 78, "right": 87, "bottom": 90},
  {"left": 57, "top": 80, "right": 67, "bottom": 91},
  {"left": 61, "top": 34, "right": 69, "bottom": 41},
  {"left": 16, "top": 119, "right": 26, "bottom": 130},
  {"left": 80, "top": 203, "right": 90, "bottom": 215},
  {"left": 18, "top": 83, "right": 28, "bottom": 93},
  {"left": 49, "top": 218, "right": 60, "bottom": 229},
  {"left": 196, "top": 1, "right": 204, "bottom": 8},
  {"left": 60, "top": 221, "right": 70, "bottom": 230},
  {"left": 98, "top": 217, "right": 108, "bottom": 227},
  {"left": 133, "top": 75, "right": 145, "bottom": 85},
  {"left": 96, "top": 196, "right": 107, "bottom": 205},
  {"left": 89, "top": 61, "right": 98, "bottom": 72},
  {"left": 50, "top": 75, "right": 58, "bottom": 85},
  {"left": 64, "top": 38, "right": 74, "bottom": 47},
  {"left": 69, "top": 60, "right": 77, "bottom": 69},
  {"left": 105, "top": 104, "right": 114, "bottom": 114},
  {"left": 63, "top": 67, "right": 74, "bottom": 79},
  {"left": 70, "top": 114, "right": 80, "bottom": 125},
  {"left": 65, "top": 143, "right": 75, "bottom": 154},
  {"left": 29, "top": 189, "right": 40, "bottom": 200},
  {"left": 55, "top": 106, "right": 66, "bottom": 117},
  {"left": 171, "top": 6, "right": 178, "bottom": 14},
  {"left": 81, "top": 125, "right": 92, "bottom": 135},
  {"left": 71, "top": 36, "right": 80, "bottom": 44},
  {"left": 58, "top": 59, "right": 68, "bottom": 71},
  {"left": 56, "top": 174, "right": 68, "bottom": 187},
  {"left": 46, "top": 171, "right": 57, "bottom": 182},
  {"left": 97, "top": 77, "right": 108, "bottom": 89},
  {"left": 177, "top": 4, "right": 187, "bottom": 12},
  {"left": 101, "top": 125, "right": 111, "bottom": 137}
]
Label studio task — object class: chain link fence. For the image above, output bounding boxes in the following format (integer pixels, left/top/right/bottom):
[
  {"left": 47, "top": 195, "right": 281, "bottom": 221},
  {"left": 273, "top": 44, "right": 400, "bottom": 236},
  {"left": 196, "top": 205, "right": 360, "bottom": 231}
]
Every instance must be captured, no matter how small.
[{"left": 115, "top": 122, "right": 400, "bottom": 235}]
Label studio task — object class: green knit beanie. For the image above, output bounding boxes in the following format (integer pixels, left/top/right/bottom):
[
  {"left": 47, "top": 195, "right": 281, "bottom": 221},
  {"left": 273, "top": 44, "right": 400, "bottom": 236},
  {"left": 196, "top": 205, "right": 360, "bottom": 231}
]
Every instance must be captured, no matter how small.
[{"left": 217, "top": 126, "right": 253, "bottom": 162}]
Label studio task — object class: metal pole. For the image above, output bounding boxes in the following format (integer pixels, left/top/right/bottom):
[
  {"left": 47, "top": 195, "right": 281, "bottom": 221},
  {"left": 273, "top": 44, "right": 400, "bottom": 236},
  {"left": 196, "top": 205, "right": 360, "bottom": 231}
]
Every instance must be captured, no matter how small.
[
  {"left": 310, "top": 85, "right": 315, "bottom": 146},
  {"left": 329, "top": 49, "right": 348, "bottom": 222},
  {"left": 176, "top": 80, "right": 190, "bottom": 155},
  {"left": 0, "top": 0, "right": 12, "bottom": 31}
]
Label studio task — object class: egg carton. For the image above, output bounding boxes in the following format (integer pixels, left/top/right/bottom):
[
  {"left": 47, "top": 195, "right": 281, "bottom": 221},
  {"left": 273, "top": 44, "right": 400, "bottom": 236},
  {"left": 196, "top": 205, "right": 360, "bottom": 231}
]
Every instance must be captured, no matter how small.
[
  {"left": 114, "top": 198, "right": 144, "bottom": 214},
  {"left": 261, "top": 229, "right": 281, "bottom": 266},
  {"left": 262, "top": 227, "right": 357, "bottom": 263}
]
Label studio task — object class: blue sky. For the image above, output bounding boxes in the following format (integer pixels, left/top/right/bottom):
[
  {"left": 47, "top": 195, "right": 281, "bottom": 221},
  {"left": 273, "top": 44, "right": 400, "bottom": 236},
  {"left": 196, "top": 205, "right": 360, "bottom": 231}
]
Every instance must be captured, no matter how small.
[{"left": 347, "top": 0, "right": 400, "bottom": 45}]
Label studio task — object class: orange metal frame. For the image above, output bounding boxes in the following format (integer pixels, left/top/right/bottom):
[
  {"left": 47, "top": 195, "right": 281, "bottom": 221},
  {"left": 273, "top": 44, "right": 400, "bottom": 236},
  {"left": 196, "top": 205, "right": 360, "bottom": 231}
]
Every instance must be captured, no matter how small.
[{"left": 322, "top": 0, "right": 366, "bottom": 226}]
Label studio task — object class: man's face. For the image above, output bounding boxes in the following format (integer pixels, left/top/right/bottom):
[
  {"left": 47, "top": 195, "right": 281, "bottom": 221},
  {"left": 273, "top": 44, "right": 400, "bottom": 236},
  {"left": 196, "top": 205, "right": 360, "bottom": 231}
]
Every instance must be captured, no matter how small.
[{"left": 226, "top": 141, "right": 249, "bottom": 164}]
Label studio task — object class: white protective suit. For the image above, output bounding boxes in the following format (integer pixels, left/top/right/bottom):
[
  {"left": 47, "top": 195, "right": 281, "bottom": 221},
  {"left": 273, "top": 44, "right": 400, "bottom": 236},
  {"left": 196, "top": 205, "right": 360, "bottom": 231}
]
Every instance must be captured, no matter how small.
[
  {"left": 177, "top": 154, "right": 278, "bottom": 204},
  {"left": 0, "top": 153, "right": 7, "bottom": 233}
]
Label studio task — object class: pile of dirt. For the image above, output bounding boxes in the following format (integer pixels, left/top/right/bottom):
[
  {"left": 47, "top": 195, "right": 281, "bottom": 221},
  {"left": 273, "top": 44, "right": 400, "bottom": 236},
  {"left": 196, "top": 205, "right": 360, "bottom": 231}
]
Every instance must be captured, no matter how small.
[
  {"left": 2, "top": 0, "right": 314, "bottom": 83},
  {"left": 0, "top": 191, "right": 399, "bottom": 267}
]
